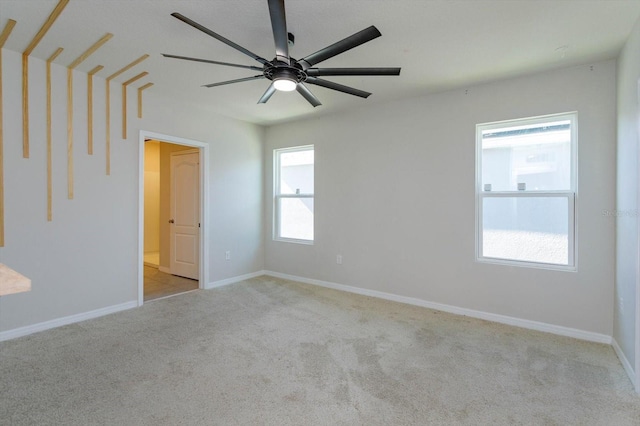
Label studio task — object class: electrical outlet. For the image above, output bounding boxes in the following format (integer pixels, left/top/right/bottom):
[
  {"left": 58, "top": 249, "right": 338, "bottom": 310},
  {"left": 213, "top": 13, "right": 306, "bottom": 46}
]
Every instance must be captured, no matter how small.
[
  {"left": 336, "top": 255, "right": 342, "bottom": 265},
  {"left": 225, "top": 251, "right": 231, "bottom": 261}
]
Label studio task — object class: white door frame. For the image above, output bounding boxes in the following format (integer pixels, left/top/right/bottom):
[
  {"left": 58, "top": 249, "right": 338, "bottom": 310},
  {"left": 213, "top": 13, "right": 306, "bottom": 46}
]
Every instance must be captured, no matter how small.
[
  {"left": 138, "top": 130, "right": 210, "bottom": 306},
  {"left": 636, "top": 216, "right": 640, "bottom": 393},
  {"left": 636, "top": 78, "right": 640, "bottom": 395}
]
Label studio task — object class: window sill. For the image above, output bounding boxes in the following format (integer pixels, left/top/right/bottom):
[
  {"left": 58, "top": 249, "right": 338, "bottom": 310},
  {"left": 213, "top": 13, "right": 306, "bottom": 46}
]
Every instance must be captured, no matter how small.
[
  {"left": 273, "top": 238, "right": 314, "bottom": 246},
  {"left": 476, "top": 257, "right": 576, "bottom": 272}
]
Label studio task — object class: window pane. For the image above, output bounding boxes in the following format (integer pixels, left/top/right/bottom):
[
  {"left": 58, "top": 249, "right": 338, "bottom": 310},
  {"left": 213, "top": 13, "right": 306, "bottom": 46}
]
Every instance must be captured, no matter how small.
[
  {"left": 279, "top": 149, "right": 314, "bottom": 195},
  {"left": 482, "top": 120, "right": 571, "bottom": 191},
  {"left": 279, "top": 197, "right": 314, "bottom": 241},
  {"left": 482, "top": 196, "right": 569, "bottom": 265}
]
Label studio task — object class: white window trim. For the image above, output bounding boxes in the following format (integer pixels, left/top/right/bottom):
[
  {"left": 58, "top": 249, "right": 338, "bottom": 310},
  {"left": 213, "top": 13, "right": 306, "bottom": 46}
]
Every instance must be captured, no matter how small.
[
  {"left": 475, "top": 112, "right": 578, "bottom": 271},
  {"left": 273, "top": 145, "right": 314, "bottom": 245}
]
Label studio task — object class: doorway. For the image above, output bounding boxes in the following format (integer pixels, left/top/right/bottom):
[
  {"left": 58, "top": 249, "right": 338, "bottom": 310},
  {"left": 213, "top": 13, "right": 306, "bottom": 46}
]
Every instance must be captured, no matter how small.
[{"left": 138, "top": 131, "right": 210, "bottom": 305}]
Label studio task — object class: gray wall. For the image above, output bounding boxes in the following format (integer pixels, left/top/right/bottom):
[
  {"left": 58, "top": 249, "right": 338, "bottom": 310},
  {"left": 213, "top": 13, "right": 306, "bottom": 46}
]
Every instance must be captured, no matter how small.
[
  {"left": 265, "top": 60, "right": 617, "bottom": 336},
  {"left": 0, "top": 39, "right": 626, "bottom": 356},
  {"left": 0, "top": 49, "right": 264, "bottom": 332},
  {"left": 615, "top": 16, "right": 640, "bottom": 388}
]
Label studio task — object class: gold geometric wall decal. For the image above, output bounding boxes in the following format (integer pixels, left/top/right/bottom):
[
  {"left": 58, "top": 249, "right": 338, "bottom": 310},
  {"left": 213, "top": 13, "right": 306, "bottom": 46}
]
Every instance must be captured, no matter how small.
[
  {"left": 47, "top": 47, "right": 63, "bottom": 222},
  {"left": 105, "top": 54, "right": 149, "bottom": 175},
  {"left": 22, "top": 0, "right": 69, "bottom": 159},
  {"left": 0, "top": 19, "right": 17, "bottom": 247},
  {"left": 87, "top": 65, "right": 104, "bottom": 155},
  {"left": 137, "top": 82, "right": 154, "bottom": 118},
  {"left": 66, "top": 33, "right": 113, "bottom": 199},
  {"left": 121, "top": 71, "right": 148, "bottom": 139}
]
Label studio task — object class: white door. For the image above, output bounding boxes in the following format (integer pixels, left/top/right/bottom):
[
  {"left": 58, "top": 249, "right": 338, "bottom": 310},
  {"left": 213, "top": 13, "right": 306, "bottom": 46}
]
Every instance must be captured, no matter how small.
[{"left": 169, "top": 150, "right": 200, "bottom": 280}]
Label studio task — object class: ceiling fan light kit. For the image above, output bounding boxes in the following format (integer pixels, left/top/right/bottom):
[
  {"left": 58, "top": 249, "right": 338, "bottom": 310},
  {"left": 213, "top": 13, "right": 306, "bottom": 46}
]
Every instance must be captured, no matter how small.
[
  {"left": 164, "top": 0, "right": 401, "bottom": 107},
  {"left": 273, "top": 77, "right": 297, "bottom": 92}
]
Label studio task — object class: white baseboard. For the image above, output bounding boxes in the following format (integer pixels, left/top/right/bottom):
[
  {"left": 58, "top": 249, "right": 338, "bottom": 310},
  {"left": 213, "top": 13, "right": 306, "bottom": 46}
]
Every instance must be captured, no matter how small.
[
  {"left": 159, "top": 266, "right": 171, "bottom": 274},
  {"left": 206, "top": 270, "right": 266, "bottom": 289},
  {"left": 0, "top": 301, "right": 137, "bottom": 342},
  {"left": 0, "top": 271, "right": 614, "bottom": 350},
  {"left": 612, "top": 338, "right": 637, "bottom": 390},
  {"left": 264, "top": 270, "right": 612, "bottom": 345}
]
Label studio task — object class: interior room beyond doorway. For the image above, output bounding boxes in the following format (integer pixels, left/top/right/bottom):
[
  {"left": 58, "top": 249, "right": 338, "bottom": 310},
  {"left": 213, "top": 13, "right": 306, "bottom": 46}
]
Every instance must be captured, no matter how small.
[{"left": 143, "top": 140, "right": 201, "bottom": 301}]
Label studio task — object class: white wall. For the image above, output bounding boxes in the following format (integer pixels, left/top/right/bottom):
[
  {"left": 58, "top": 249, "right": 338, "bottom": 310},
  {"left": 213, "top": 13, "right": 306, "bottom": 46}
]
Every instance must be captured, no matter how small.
[
  {"left": 615, "top": 16, "right": 640, "bottom": 390},
  {"left": 265, "top": 60, "right": 617, "bottom": 337},
  {"left": 0, "top": 49, "right": 264, "bottom": 333}
]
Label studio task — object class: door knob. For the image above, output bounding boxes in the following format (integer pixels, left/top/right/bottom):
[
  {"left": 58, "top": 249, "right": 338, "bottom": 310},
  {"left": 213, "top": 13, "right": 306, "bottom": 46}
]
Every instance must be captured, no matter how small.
[{"left": 169, "top": 219, "right": 175, "bottom": 224}]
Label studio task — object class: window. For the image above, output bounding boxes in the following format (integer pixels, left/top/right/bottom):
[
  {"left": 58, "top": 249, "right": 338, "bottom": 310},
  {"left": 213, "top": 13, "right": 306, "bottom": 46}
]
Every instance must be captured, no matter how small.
[
  {"left": 476, "top": 113, "right": 577, "bottom": 269},
  {"left": 274, "top": 146, "right": 314, "bottom": 243}
]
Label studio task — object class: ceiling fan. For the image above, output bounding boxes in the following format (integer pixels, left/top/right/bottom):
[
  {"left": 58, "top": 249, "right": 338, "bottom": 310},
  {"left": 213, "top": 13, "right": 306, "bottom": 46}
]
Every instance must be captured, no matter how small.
[{"left": 163, "top": 0, "right": 401, "bottom": 107}]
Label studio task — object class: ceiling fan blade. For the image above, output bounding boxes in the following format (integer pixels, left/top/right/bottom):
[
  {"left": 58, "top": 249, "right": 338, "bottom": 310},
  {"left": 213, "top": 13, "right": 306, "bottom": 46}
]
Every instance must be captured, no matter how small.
[
  {"left": 258, "top": 83, "right": 277, "bottom": 104},
  {"left": 202, "top": 75, "right": 265, "bottom": 88},
  {"left": 268, "top": 0, "right": 289, "bottom": 64},
  {"left": 163, "top": 54, "right": 263, "bottom": 71},
  {"left": 306, "top": 67, "right": 401, "bottom": 77},
  {"left": 305, "top": 77, "right": 371, "bottom": 98},
  {"left": 296, "top": 83, "right": 322, "bottom": 107},
  {"left": 171, "top": 13, "right": 268, "bottom": 65},
  {"left": 299, "top": 26, "right": 381, "bottom": 69}
]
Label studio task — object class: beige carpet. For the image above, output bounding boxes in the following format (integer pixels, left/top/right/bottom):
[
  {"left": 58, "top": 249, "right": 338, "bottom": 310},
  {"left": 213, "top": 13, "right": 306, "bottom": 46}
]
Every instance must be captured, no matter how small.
[{"left": 1, "top": 276, "right": 638, "bottom": 425}]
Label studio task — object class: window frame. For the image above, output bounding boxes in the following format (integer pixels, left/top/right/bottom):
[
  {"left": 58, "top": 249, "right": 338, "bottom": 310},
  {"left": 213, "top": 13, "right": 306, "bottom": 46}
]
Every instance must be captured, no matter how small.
[
  {"left": 273, "top": 145, "right": 315, "bottom": 244},
  {"left": 475, "top": 112, "right": 578, "bottom": 271}
]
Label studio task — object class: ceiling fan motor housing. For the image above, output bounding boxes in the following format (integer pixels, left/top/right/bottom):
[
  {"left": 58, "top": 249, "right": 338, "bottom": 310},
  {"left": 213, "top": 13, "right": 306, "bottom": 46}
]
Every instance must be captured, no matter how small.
[{"left": 264, "top": 62, "right": 306, "bottom": 84}]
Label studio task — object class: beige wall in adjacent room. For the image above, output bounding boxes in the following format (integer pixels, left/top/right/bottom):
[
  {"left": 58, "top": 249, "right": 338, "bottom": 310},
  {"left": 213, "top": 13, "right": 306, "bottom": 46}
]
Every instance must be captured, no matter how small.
[{"left": 144, "top": 142, "right": 160, "bottom": 254}]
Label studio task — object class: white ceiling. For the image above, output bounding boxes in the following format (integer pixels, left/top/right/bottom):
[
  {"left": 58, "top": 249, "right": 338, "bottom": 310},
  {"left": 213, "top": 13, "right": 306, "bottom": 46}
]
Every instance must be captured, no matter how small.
[{"left": 1, "top": 0, "right": 640, "bottom": 126}]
